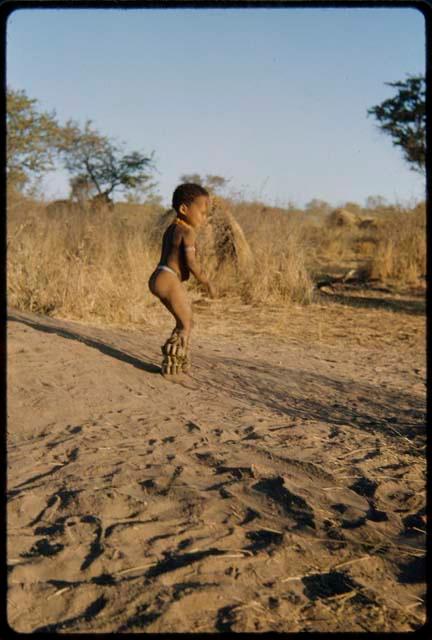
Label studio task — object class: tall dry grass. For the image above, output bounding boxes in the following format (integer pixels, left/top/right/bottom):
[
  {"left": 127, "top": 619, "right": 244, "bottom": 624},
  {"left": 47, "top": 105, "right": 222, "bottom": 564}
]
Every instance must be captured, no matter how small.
[
  {"left": 8, "top": 196, "right": 315, "bottom": 324},
  {"left": 7, "top": 193, "right": 425, "bottom": 327},
  {"left": 206, "top": 235, "right": 313, "bottom": 306},
  {"left": 365, "top": 203, "right": 426, "bottom": 283},
  {"left": 227, "top": 202, "right": 313, "bottom": 304},
  {"left": 191, "top": 197, "right": 313, "bottom": 305},
  {"left": 296, "top": 202, "right": 426, "bottom": 283},
  {"left": 8, "top": 203, "right": 160, "bottom": 325}
]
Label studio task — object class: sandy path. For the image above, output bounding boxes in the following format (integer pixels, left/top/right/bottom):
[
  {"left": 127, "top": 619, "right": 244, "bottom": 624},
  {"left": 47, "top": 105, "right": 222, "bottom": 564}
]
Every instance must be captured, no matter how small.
[{"left": 7, "top": 304, "right": 426, "bottom": 632}]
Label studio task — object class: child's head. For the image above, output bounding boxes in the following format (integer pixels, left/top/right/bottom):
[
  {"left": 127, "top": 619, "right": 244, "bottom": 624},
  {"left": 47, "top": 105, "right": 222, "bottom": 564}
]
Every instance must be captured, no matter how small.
[{"left": 172, "top": 183, "right": 210, "bottom": 228}]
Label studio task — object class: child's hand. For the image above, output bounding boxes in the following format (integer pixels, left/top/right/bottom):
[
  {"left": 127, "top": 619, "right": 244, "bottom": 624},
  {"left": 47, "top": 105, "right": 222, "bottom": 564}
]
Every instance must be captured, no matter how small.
[{"left": 207, "top": 282, "right": 216, "bottom": 299}]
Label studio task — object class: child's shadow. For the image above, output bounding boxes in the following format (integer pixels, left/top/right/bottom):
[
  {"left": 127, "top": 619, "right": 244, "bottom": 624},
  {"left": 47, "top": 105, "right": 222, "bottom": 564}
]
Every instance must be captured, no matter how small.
[{"left": 7, "top": 312, "right": 161, "bottom": 375}]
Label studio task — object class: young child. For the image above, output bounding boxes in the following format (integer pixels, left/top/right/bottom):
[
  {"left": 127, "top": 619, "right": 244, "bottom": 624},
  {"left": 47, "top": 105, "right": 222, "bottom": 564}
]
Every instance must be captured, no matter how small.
[{"left": 148, "top": 183, "right": 215, "bottom": 375}]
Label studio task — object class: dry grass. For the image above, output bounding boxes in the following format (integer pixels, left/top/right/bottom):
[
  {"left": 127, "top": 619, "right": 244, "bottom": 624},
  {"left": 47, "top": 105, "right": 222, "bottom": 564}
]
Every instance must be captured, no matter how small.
[
  {"left": 7, "top": 203, "right": 160, "bottom": 324},
  {"left": 296, "top": 202, "right": 426, "bottom": 285},
  {"left": 196, "top": 197, "right": 313, "bottom": 305},
  {"left": 7, "top": 191, "right": 425, "bottom": 326},
  {"left": 365, "top": 203, "right": 426, "bottom": 284}
]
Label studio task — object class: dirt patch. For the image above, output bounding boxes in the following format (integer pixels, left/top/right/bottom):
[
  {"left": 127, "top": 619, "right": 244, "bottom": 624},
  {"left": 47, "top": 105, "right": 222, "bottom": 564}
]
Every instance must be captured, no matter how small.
[{"left": 7, "top": 300, "right": 425, "bottom": 632}]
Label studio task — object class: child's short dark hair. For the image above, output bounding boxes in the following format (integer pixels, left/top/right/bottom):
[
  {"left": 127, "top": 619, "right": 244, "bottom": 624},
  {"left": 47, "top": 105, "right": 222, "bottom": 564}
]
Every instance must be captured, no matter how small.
[{"left": 172, "top": 183, "right": 209, "bottom": 213}]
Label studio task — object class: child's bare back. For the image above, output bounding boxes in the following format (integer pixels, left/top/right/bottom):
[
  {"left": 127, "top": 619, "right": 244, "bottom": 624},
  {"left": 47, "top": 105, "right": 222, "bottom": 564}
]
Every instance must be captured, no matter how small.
[
  {"left": 155, "top": 218, "right": 194, "bottom": 281},
  {"left": 148, "top": 183, "right": 215, "bottom": 376}
]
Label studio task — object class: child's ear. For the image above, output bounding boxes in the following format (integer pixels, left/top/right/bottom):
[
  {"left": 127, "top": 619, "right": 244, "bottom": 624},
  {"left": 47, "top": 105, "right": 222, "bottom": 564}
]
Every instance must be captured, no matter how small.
[{"left": 179, "top": 203, "right": 188, "bottom": 216}]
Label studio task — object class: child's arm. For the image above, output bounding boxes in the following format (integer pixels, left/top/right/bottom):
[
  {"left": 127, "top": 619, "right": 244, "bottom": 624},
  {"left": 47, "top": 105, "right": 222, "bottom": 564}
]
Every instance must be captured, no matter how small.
[{"left": 183, "top": 229, "right": 215, "bottom": 297}]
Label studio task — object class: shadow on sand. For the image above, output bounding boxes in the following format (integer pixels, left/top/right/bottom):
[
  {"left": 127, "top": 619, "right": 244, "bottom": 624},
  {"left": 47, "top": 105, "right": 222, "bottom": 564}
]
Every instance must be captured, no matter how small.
[
  {"left": 203, "top": 353, "right": 426, "bottom": 453},
  {"left": 317, "top": 290, "right": 425, "bottom": 316},
  {"left": 7, "top": 311, "right": 161, "bottom": 375}
]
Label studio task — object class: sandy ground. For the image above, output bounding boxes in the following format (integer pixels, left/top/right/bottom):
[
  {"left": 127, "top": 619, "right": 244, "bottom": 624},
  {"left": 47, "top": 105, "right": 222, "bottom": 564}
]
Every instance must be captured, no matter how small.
[{"left": 7, "top": 291, "right": 426, "bottom": 632}]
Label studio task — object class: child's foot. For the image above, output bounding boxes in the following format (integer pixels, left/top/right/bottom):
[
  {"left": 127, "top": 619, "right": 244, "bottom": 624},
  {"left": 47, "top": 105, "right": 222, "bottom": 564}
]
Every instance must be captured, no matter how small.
[
  {"left": 180, "top": 354, "right": 191, "bottom": 373},
  {"left": 161, "top": 331, "right": 189, "bottom": 375}
]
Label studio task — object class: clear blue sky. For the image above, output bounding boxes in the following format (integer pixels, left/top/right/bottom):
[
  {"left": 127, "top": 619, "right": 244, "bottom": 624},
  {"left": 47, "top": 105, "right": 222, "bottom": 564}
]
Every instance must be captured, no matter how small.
[{"left": 7, "top": 7, "right": 425, "bottom": 207}]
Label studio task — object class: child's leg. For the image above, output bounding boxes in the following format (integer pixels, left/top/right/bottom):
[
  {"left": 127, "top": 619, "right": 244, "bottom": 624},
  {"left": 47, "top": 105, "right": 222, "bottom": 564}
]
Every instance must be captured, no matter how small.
[
  {"left": 160, "top": 296, "right": 193, "bottom": 374},
  {"left": 158, "top": 287, "right": 192, "bottom": 353},
  {"left": 149, "top": 271, "right": 193, "bottom": 373}
]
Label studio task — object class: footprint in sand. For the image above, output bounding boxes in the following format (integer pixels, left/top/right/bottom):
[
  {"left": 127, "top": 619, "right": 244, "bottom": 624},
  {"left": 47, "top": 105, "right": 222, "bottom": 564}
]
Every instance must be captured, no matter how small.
[
  {"left": 240, "top": 508, "right": 260, "bottom": 525},
  {"left": 34, "top": 596, "right": 107, "bottom": 633},
  {"left": 29, "top": 489, "right": 80, "bottom": 526},
  {"left": 66, "top": 425, "right": 83, "bottom": 434},
  {"left": 240, "top": 426, "right": 263, "bottom": 441},
  {"left": 349, "top": 476, "right": 378, "bottom": 498},
  {"left": 397, "top": 556, "right": 426, "bottom": 584},
  {"left": 330, "top": 503, "right": 367, "bottom": 529},
  {"left": 21, "top": 537, "right": 64, "bottom": 559},
  {"left": 10, "top": 514, "right": 106, "bottom": 588},
  {"left": 401, "top": 509, "right": 426, "bottom": 537},
  {"left": 245, "top": 529, "right": 284, "bottom": 554},
  {"left": 327, "top": 484, "right": 371, "bottom": 529},
  {"left": 348, "top": 476, "right": 389, "bottom": 522},
  {"left": 302, "top": 571, "right": 369, "bottom": 602},
  {"left": 187, "top": 421, "right": 201, "bottom": 433},
  {"left": 215, "top": 464, "right": 255, "bottom": 481},
  {"left": 374, "top": 481, "right": 424, "bottom": 513},
  {"left": 252, "top": 476, "right": 315, "bottom": 529}
]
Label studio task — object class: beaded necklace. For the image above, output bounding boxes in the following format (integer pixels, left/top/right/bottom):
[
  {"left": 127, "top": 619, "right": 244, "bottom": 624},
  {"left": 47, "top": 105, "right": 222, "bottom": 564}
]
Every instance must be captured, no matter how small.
[{"left": 175, "top": 217, "right": 192, "bottom": 229}]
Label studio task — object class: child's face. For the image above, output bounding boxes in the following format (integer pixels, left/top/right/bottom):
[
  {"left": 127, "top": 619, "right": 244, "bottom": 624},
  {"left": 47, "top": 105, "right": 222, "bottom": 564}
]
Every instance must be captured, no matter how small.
[{"left": 180, "top": 195, "right": 209, "bottom": 228}]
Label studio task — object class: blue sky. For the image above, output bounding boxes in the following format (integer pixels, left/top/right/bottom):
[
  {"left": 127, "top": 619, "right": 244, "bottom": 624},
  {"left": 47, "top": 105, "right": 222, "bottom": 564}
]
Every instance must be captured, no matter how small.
[{"left": 7, "top": 7, "right": 425, "bottom": 208}]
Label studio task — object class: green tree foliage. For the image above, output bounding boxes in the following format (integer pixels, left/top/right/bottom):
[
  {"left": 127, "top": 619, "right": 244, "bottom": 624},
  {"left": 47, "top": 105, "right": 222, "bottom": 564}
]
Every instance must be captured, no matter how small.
[
  {"left": 6, "top": 87, "right": 61, "bottom": 189},
  {"left": 69, "top": 175, "right": 97, "bottom": 205},
  {"left": 365, "top": 195, "right": 388, "bottom": 211},
  {"left": 368, "top": 75, "right": 425, "bottom": 173},
  {"left": 341, "top": 201, "right": 362, "bottom": 214},
  {"left": 179, "top": 172, "right": 203, "bottom": 185},
  {"left": 305, "top": 199, "right": 331, "bottom": 215},
  {"left": 58, "top": 120, "right": 155, "bottom": 199},
  {"left": 179, "top": 173, "right": 230, "bottom": 194}
]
